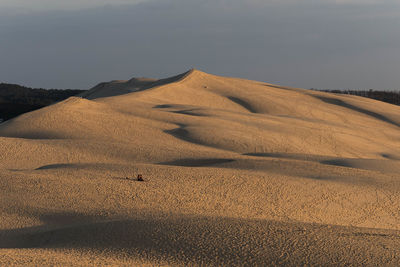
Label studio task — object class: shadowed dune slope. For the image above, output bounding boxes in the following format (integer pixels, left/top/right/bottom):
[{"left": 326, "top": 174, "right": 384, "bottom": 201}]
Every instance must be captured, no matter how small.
[
  {"left": 79, "top": 70, "right": 191, "bottom": 100},
  {"left": 1, "top": 69, "right": 400, "bottom": 265}
]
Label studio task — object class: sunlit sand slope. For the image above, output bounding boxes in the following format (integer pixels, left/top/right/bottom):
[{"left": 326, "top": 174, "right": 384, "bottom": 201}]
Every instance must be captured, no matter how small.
[{"left": 1, "top": 69, "right": 400, "bottom": 265}]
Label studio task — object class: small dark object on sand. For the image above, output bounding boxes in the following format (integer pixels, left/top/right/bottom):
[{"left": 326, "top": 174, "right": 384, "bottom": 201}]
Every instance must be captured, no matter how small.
[{"left": 137, "top": 174, "right": 144, "bottom": 182}]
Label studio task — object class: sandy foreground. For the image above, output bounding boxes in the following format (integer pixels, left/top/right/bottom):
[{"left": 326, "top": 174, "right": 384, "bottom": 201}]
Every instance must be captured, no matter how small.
[{"left": 1, "top": 69, "right": 400, "bottom": 266}]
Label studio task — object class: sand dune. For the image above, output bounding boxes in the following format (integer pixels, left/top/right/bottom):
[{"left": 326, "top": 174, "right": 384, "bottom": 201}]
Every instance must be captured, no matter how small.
[{"left": 1, "top": 69, "right": 400, "bottom": 265}]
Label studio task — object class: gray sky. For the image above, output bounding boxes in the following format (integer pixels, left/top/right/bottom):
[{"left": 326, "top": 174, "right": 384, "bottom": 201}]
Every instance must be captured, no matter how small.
[{"left": 1, "top": 0, "right": 400, "bottom": 90}]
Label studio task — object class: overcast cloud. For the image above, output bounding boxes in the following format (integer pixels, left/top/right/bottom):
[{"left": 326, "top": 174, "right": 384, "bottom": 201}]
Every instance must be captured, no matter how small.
[
  {"left": 0, "top": 0, "right": 145, "bottom": 11},
  {"left": 1, "top": 0, "right": 399, "bottom": 90}
]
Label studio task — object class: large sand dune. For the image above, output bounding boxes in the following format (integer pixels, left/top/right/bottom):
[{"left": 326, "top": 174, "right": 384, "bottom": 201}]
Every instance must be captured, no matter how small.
[{"left": 1, "top": 69, "right": 400, "bottom": 265}]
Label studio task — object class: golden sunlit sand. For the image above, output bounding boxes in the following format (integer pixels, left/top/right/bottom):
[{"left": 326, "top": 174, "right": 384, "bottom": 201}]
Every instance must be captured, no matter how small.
[{"left": 1, "top": 69, "right": 400, "bottom": 265}]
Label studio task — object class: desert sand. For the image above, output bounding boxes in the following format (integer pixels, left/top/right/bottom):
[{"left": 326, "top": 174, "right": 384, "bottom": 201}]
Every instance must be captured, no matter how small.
[{"left": 1, "top": 69, "right": 400, "bottom": 266}]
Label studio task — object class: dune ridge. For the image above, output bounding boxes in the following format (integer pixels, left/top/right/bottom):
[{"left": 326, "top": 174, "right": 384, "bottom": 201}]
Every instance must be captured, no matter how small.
[{"left": 1, "top": 69, "right": 400, "bottom": 265}]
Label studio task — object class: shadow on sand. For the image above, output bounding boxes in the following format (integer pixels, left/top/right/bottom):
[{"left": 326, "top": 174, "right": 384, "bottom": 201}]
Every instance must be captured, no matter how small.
[
  {"left": 245, "top": 152, "right": 400, "bottom": 174},
  {"left": 312, "top": 95, "right": 400, "bottom": 128},
  {"left": 158, "top": 158, "right": 235, "bottom": 167},
  {"left": 1, "top": 211, "right": 400, "bottom": 265}
]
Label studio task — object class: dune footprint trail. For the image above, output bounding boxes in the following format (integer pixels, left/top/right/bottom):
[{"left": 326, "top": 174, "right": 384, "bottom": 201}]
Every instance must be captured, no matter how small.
[{"left": 1, "top": 69, "right": 400, "bottom": 265}]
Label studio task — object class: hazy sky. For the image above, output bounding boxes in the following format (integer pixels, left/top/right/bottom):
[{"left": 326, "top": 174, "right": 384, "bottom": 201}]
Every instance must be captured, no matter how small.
[{"left": 1, "top": 0, "right": 400, "bottom": 90}]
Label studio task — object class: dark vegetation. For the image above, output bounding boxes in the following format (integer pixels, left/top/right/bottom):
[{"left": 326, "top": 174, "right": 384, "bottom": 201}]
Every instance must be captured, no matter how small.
[
  {"left": 315, "top": 89, "right": 400, "bottom": 106},
  {"left": 0, "top": 83, "right": 85, "bottom": 122}
]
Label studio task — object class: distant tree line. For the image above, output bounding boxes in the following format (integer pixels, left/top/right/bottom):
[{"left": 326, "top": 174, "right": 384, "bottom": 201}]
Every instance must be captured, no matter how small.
[
  {"left": 0, "top": 83, "right": 85, "bottom": 122},
  {"left": 314, "top": 89, "right": 400, "bottom": 106}
]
